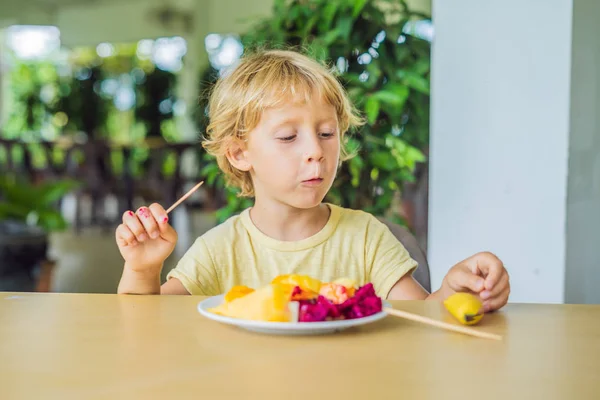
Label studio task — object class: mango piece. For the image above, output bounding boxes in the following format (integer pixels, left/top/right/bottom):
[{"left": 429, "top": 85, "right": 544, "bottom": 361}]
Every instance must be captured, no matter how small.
[
  {"left": 271, "top": 274, "right": 322, "bottom": 294},
  {"left": 210, "top": 284, "right": 292, "bottom": 322},
  {"left": 443, "top": 292, "right": 484, "bottom": 325},
  {"left": 224, "top": 285, "right": 255, "bottom": 303}
]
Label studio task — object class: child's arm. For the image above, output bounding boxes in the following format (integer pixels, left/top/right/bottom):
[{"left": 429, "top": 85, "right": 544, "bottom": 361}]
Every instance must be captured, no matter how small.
[
  {"left": 117, "top": 267, "right": 190, "bottom": 295},
  {"left": 388, "top": 252, "right": 510, "bottom": 312}
]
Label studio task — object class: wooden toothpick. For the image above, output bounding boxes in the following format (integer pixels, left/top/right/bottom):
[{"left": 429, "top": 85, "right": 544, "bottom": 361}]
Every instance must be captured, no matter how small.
[{"left": 166, "top": 181, "right": 204, "bottom": 214}]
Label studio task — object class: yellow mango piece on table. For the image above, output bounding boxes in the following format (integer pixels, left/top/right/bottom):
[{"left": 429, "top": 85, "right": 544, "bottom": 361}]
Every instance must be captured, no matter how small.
[{"left": 443, "top": 292, "right": 484, "bottom": 325}]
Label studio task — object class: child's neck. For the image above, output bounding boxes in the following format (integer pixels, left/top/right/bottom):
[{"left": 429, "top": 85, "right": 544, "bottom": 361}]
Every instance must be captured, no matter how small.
[{"left": 249, "top": 199, "right": 330, "bottom": 242}]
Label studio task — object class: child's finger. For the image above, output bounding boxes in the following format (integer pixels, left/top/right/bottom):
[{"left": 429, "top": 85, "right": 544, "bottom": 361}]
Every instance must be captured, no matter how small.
[
  {"left": 448, "top": 268, "right": 484, "bottom": 293},
  {"left": 122, "top": 210, "right": 148, "bottom": 242},
  {"left": 464, "top": 252, "right": 504, "bottom": 291},
  {"left": 136, "top": 206, "right": 160, "bottom": 239},
  {"left": 480, "top": 271, "right": 509, "bottom": 300},
  {"left": 483, "top": 289, "right": 510, "bottom": 312},
  {"left": 116, "top": 224, "right": 138, "bottom": 247},
  {"left": 148, "top": 203, "right": 169, "bottom": 232},
  {"left": 148, "top": 203, "right": 177, "bottom": 243}
]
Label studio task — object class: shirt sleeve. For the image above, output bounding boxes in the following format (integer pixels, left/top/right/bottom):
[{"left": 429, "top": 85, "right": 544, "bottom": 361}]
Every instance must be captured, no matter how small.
[
  {"left": 165, "top": 237, "right": 221, "bottom": 296},
  {"left": 366, "top": 220, "right": 418, "bottom": 299}
]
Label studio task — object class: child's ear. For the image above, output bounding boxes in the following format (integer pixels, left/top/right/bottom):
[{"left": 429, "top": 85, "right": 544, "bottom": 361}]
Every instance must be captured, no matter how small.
[{"left": 225, "top": 140, "right": 252, "bottom": 172}]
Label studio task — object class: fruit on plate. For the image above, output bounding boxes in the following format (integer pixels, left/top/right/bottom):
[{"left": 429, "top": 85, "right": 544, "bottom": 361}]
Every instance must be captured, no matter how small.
[
  {"left": 209, "top": 283, "right": 293, "bottom": 322},
  {"left": 318, "top": 283, "right": 352, "bottom": 304},
  {"left": 443, "top": 292, "right": 484, "bottom": 325},
  {"left": 271, "top": 274, "right": 322, "bottom": 294},
  {"left": 209, "top": 275, "right": 382, "bottom": 323},
  {"left": 299, "top": 283, "right": 381, "bottom": 322},
  {"left": 224, "top": 285, "right": 255, "bottom": 303}
]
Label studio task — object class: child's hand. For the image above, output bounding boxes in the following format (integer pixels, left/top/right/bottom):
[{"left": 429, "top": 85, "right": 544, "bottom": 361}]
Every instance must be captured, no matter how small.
[
  {"left": 115, "top": 204, "right": 178, "bottom": 272},
  {"left": 441, "top": 252, "right": 510, "bottom": 312}
]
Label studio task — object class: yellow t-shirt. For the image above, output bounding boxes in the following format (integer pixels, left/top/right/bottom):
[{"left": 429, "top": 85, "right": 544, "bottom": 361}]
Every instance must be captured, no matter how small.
[{"left": 166, "top": 204, "right": 417, "bottom": 299}]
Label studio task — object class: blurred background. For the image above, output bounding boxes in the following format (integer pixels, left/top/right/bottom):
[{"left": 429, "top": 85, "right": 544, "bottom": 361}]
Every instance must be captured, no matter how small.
[{"left": 0, "top": 0, "right": 598, "bottom": 304}]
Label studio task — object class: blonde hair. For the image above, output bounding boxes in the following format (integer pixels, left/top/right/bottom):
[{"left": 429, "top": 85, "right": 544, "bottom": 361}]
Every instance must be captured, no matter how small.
[{"left": 202, "top": 49, "right": 364, "bottom": 197}]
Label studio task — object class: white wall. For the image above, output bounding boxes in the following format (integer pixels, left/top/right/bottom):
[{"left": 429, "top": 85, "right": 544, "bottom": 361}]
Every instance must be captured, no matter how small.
[
  {"left": 56, "top": 0, "right": 199, "bottom": 47},
  {"left": 207, "top": 0, "right": 272, "bottom": 34},
  {"left": 428, "top": 0, "right": 574, "bottom": 303}
]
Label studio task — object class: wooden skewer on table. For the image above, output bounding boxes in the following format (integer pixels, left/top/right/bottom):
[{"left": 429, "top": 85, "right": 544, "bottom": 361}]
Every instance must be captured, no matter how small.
[
  {"left": 383, "top": 307, "right": 503, "bottom": 341},
  {"left": 166, "top": 181, "right": 204, "bottom": 214}
]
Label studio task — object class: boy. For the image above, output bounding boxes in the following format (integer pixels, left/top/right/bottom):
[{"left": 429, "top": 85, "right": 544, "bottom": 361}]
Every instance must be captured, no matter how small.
[{"left": 116, "top": 50, "right": 510, "bottom": 312}]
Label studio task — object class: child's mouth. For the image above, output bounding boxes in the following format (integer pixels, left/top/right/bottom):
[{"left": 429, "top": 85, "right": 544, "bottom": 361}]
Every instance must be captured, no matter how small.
[{"left": 302, "top": 178, "right": 324, "bottom": 186}]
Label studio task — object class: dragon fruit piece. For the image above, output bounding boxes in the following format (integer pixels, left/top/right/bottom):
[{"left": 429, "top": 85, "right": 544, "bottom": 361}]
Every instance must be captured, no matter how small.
[
  {"left": 337, "top": 283, "right": 382, "bottom": 319},
  {"left": 298, "top": 299, "right": 329, "bottom": 322},
  {"left": 298, "top": 296, "right": 344, "bottom": 322}
]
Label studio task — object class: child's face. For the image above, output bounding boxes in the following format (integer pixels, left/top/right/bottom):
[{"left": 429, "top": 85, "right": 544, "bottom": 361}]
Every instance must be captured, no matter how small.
[{"left": 237, "top": 94, "right": 340, "bottom": 209}]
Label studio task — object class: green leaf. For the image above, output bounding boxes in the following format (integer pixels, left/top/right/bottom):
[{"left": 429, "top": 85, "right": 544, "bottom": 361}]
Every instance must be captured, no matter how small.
[
  {"left": 406, "top": 146, "right": 426, "bottom": 163},
  {"left": 344, "top": 73, "right": 364, "bottom": 86},
  {"left": 412, "top": 58, "right": 430, "bottom": 76},
  {"left": 344, "top": 137, "right": 361, "bottom": 155},
  {"left": 289, "top": 4, "right": 301, "bottom": 21},
  {"left": 36, "top": 179, "right": 81, "bottom": 206},
  {"left": 397, "top": 70, "right": 430, "bottom": 94},
  {"left": 200, "top": 163, "right": 220, "bottom": 185},
  {"left": 374, "top": 83, "right": 410, "bottom": 107},
  {"left": 349, "top": 155, "right": 364, "bottom": 187},
  {"left": 352, "top": 0, "right": 369, "bottom": 18},
  {"left": 322, "top": 29, "right": 341, "bottom": 46},
  {"left": 375, "top": 191, "right": 393, "bottom": 210},
  {"left": 370, "top": 168, "right": 380, "bottom": 180},
  {"left": 0, "top": 202, "right": 30, "bottom": 220},
  {"left": 364, "top": 96, "right": 380, "bottom": 125},
  {"left": 365, "top": 62, "right": 382, "bottom": 89},
  {"left": 368, "top": 151, "right": 395, "bottom": 171},
  {"left": 346, "top": 188, "right": 357, "bottom": 206},
  {"left": 0, "top": 177, "right": 36, "bottom": 205},
  {"left": 36, "top": 209, "right": 68, "bottom": 232},
  {"left": 321, "top": 2, "right": 339, "bottom": 32},
  {"left": 302, "top": 14, "right": 320, "bottom": 38},
  {"left": 391, "top": 148, "right": 406, "bottom": 168},
  {"left": 336, "top": 15, "right": 354, "bottom": 41},
  {"left": 347, "top": 87, "right": 366, "bottom": 106}
]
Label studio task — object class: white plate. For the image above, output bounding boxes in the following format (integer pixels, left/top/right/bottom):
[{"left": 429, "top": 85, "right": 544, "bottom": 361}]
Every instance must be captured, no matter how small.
[{"left": 197, "top": 294, "right": 390, "bottom": 335}]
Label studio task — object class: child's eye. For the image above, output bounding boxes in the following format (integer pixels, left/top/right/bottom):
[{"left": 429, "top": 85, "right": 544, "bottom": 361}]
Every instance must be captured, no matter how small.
[
  {"left": 319, "top": 132, "right": 335, "bottom": 138},
  {"left": 278, "top": 135, "right": 297, "bottom": 142}
]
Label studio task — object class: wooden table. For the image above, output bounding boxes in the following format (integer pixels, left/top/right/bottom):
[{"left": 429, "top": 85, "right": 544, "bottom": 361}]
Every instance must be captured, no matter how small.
[{"left": 1, "top": 293, "right": 599, "bottom": 399}]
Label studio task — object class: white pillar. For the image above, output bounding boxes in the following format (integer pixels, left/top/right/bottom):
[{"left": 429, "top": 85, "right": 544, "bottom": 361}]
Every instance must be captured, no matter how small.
[
  {"left": 564, "top": 0, "right": 600, "bottom": 304},
  {"left": 428, "top": 0, "right": 600, "bottom": 304},
  {"left": 175, "top": 2, "right": 210, "bottom": 142}
]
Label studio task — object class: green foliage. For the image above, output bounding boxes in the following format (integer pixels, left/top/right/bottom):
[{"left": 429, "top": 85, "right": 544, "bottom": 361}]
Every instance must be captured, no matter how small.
[
  {"left": 54, "top": 65, "right": 110, "bottom": 139},
  {"left": 3, "top": 42, "right": 178, "bottom": 143},
  {"left": 0, "top": 176, "right": 82, "bottom": 232},
  {"left": 134, "top": 67, "right": 177, "bottom": 138},
  {"left": 3, "top": 61, "right": 61, "bottom": 139},
  {"left": 197, "top": 0, "right": 431, "bottom": 223}
]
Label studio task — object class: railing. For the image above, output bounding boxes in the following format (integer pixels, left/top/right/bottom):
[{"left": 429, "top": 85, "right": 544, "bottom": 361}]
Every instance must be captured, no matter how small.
[{"left": 0, "top": 137, "right": 215, "bottom": 232}]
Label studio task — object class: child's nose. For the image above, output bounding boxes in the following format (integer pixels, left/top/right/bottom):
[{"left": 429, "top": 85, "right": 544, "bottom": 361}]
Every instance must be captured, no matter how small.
[
  {"left": 305, "top": 143, "right": 324, "bottom": 162},
  {"left": 304, "top": 134, "right": 324, "bottom": 162}
]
